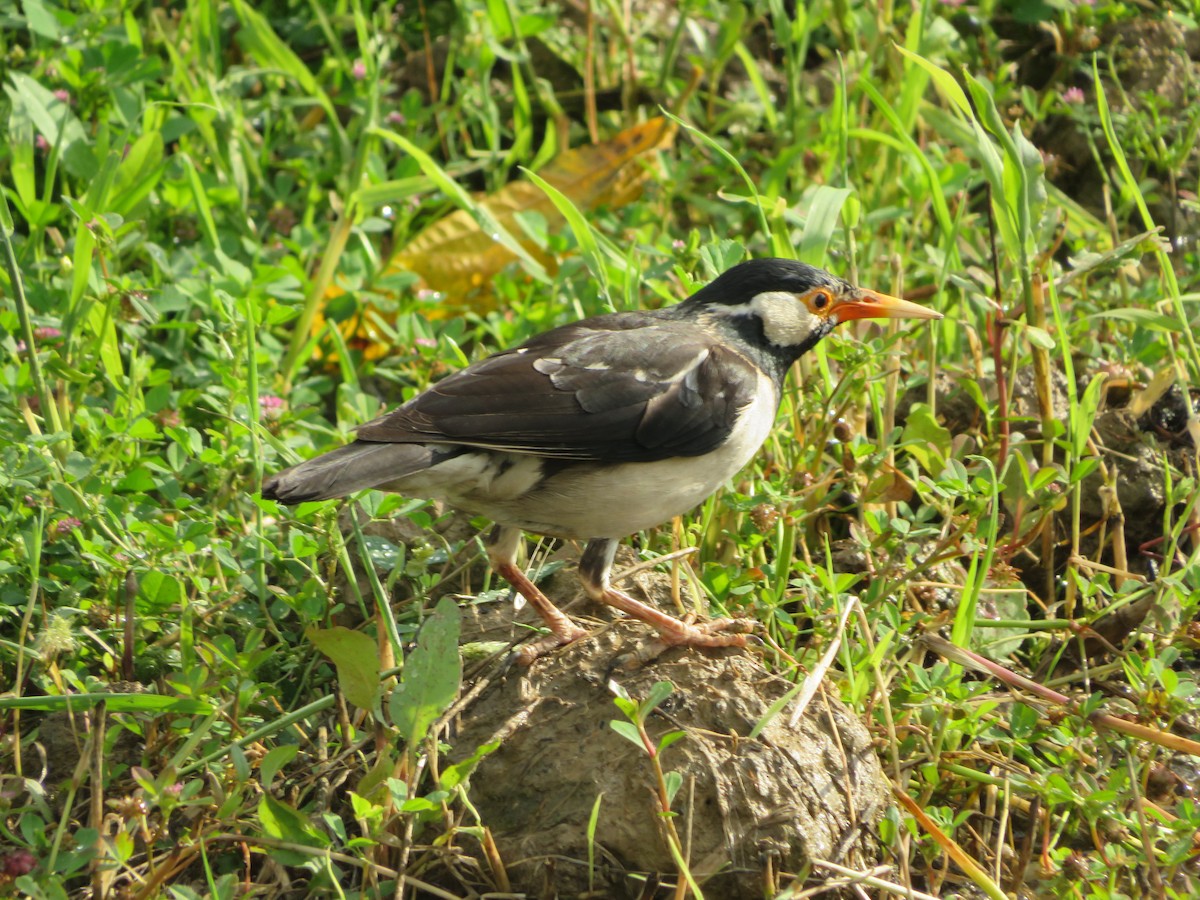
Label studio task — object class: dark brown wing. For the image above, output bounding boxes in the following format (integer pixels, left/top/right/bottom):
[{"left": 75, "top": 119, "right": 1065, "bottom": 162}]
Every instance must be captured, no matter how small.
[{"left": 355, "top": 313, "right": 765, "bottom": 463}]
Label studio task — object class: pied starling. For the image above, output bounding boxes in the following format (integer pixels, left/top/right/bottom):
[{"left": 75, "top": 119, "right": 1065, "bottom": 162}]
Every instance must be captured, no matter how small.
[{"left": 263, "top": 258, "right": 941, "bottom": 661}]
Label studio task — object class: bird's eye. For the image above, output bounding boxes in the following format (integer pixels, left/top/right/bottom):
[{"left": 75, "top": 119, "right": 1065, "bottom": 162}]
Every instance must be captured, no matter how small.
[{"left": 811, "top": 291, "right": 830, "bottom": 310}]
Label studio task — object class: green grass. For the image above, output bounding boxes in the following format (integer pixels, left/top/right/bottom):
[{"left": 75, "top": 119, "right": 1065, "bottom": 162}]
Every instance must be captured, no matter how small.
[{"left": 2, "top": 0, "right": 1200, "bottom": 897}]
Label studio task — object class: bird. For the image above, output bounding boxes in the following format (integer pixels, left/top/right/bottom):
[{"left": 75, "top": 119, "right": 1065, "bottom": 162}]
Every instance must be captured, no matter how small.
[{"left": 263, "top": 258, "right": 941, "bottom": 662}]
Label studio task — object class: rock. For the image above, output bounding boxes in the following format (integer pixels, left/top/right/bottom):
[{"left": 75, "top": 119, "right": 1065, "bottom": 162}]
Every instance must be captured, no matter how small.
[{"left": 445, "top": 556, "right": 891, "bottom": 898}]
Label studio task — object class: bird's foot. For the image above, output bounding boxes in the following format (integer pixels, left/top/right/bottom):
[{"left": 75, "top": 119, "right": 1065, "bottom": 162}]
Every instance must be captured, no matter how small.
[
  {"left": 610, "top": 618, "right": 759, "bottom": 671},
  {"left": 597, "top": 586, "right": 757, "bottom": 667},
  {"left": 492, "top": 558, "right": 591, "bottom": 665},
  {"left": 655, "top": 615, "right": 755, "bottom": 647},
  {"left": 511, "top": 622, "right": 591, "bottom": 667}
]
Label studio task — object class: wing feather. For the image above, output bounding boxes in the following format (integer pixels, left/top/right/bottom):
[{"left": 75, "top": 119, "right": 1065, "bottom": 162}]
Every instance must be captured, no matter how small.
[{"left": 355, "top": 314, "right": 764, "bottom": 462}]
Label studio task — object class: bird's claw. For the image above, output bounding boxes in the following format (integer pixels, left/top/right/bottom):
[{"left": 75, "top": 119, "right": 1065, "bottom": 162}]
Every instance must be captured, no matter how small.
[
  {"left": 610, "top": 616, "right": 759, "bottom": 671},
  {"left": 657, "top": 616, "right": 757, "bottom": 645},
  {"left": 511, "top": 623, "right": 591, "bottom": 667}
]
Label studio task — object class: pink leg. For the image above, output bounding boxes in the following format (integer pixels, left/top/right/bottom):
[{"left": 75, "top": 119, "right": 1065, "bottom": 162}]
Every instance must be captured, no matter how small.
[
  {"left": 597, "top": 585, "right": 751, "bottom": 647},
  {"left": 580, "top": 539, "right": 753, "bottom": 651},
  {"left": 487, "top": 527, "right": 588, "bottom": 665}
]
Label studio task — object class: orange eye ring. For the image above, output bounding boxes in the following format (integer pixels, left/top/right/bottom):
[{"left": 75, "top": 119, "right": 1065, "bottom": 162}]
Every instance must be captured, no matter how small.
[{"left": 811, "top": 291, "right": 830, "bottom": 310}]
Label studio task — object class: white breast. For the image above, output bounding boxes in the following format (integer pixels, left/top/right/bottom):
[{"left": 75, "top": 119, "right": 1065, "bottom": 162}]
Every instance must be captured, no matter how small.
[{"left": 464, "top": 370, "right": 780, "bottom": 539}]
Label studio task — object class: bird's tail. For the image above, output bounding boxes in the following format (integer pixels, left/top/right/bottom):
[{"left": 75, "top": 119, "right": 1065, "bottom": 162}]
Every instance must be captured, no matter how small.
[{"left": 262, "top": 441, "right": 442, "bottom": 504}]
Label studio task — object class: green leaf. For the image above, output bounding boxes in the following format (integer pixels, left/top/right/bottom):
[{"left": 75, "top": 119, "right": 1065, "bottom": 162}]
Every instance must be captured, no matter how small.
[
  {"left": 641, "top": 681, "right": 675, "bottom": 719},
  {"left": 796, "top": 185, "right": 851, "bottom": 268},
  {"left": 1029, "top": 464, "right": 1063, "bottom": 493},
  {"left": 230, "top": 0, "right": 340, "bottom": 148},
  {"left": 609, "top": 719, "right": 644, "bottom": 749},
  {"left": 521, "top": 166, "right": 609, "bottom": 300},
  {"left": 608, "top": 679, "right": 632, "bottom": 702},
  {"left": 308, "top": 625, "right": 380, "bottom": 711},
  {"left": 1087, "top": 308, "right": 1180, "bottom": 332},
  {"left": 372, "top": 128, "right": 549, "bottom": 284},
  {"left": 901, "top": 404, "right": 952, "bottom": 473},
  {"left": 894, "top": 44, "right": 971, "bottom": 117},
  {"left": 21, "top": 0, "right": 61, "bottom": 39},
  {"left": 657, "top": 730, "right": 687, "bottom": 753},
  {"left": 1009, "top": 702, "right": 1039, "bottom": 739},
  {"left": 587, "top": 792, "right": 604, "bottom": 891},
  {"left": 388, "top": 597, "right": 462, "bottom": 750},
  {"left": 664, "top": 770, "right": 683, "bottom": 806},
  {"left": 1069, "top": 457, "right": 1099, "bottom": 485},
  {"left": 5, "top": 71, "right": 88, "bottom": 158},
  {"left": 139, "top": 570, "right": 184, "bottom": 612},
  {"left": 260, "top": 744, "right": 299, "bottom": 790},
  {"left": 749, "top": 681, "right": 803, "bottom": 739},
  {"left": 732, "top": 42, "right": 777, "bottom": 130},
  {"left": 440, "top": 741, "right": 500, "bottom": 791},
  {"left": 257, "top": 795, "right": 328, "bottom": 865},
  {"left": 611, "top": 695, "right": 637, "bottom": 719},
  {"left": 110, "top": 132, "right": 165, "bottom": 219},
  {"left": 354, "top": 751, "right": 397, "bottom": 801},
  {"left": 349, "top": 790, "right": 382, "bottom": 821},
  {"left": 1073, "top": 373, "right": 1107, "bottom": 460},
  {"left": 0, "top": 693, "right": 211, "bottom": 714},
  {"left": 857, "top": 77, "right": 957, "bottom": 243},
  {"left": 1022, "top": 323, "right": 1055, "bottom": 350},
  {"left": 1059, "top": 229, "right": 1162, "bottom": 286},
  {"left": 663, "top": 110, "right": 778, "bottom": 253}
]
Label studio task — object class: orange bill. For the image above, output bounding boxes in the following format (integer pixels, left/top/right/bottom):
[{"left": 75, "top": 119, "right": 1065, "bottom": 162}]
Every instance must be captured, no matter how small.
[{"left": 831, "top": 289, "right": 943, "bottom": 323}]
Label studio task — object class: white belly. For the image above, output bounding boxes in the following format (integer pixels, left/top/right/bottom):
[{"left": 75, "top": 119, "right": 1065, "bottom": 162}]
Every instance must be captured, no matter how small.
[{"left": 411, "top": 372, "right": 779, "bottom": 540}]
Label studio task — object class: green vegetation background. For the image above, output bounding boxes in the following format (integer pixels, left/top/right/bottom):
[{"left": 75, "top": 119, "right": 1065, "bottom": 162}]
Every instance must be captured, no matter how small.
[{"left": 2, "top": 0, "right": 1199, "bottom": 897}]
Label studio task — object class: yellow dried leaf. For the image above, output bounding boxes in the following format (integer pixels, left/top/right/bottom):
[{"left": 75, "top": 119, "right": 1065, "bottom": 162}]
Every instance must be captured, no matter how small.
[{"left": 315, "top": 118, "right": 676, "bottom": 359}]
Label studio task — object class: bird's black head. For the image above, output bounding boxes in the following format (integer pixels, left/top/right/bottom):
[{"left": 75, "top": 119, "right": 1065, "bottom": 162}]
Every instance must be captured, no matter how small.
[
  {"left": 675, "top": 257, "right": 941, "bottom": 377},
  {"left": 684, "top": 258, "right": 845, "bottom": 309}
]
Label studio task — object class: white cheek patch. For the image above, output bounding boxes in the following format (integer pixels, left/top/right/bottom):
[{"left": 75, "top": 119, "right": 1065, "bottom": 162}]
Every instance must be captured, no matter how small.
[{"left": 749, "top": 291, "right": 822, "bottom": 347}]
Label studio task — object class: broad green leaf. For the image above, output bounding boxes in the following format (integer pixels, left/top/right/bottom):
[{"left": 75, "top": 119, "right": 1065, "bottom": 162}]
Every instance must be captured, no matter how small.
[
  {"left": 5, "top": 71, "right": 88, "bottom": 154},
  {"left": 258, "top": 795, "right": 328, "bottom": 866},
  {"left": 355, "top": 750, "right": 397, "bottom": 802},
  {"left": 797, "top": 185, "right": 851, "bottom": 267},
  {"left": 21, "top": 0, "right": 61, "bottom": 39},
  {"left": 1021, "top": 323, "right": 1055, "bottom": 350},
  {"left": 440, "top": 740, "right": 500, "bottom": 791},
  {"left": 307, "top": 625, "right": 380, "bottom": 711},
  {"left": 1029, "top": 464, "right": 1064, "bottom": 493},
  {"left": 110, "top": 132, "right": 165, "bottom": 219},
  {"left": 139, "top": 570, "right": 184, "bottom": 612},
  {"left": 6, "top": 112, "right": 36, "bottom": 209},
  {"left": 388, "top": 597, "right": 461, "bottom": 750},
  {"left": 641, "top": 681, "right": 675, "bottom": 718},
  {"left": 609, "top": 719, "right": 643, "bottom": 749},
  {"left": 664, "top": 770, "right": 683, "bottom": 805},
  {"left": 658, "top": 730, "right": 687, "bottom": 753},
  {"left": 901, "top": 404, "right": 952, "bottom": 473},
  {"left": 260, "top": 744, "right": 299, "bottom": 790}
]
